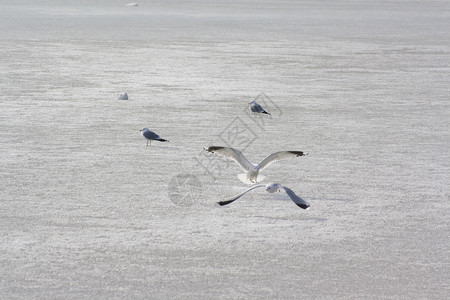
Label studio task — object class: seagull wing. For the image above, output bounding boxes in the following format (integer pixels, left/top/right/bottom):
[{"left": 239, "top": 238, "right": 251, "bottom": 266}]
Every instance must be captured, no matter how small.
[
  {"left": 205, "top": 146, "right": 254, "bottom": 172},
  {"left": 218, "top": 184, "right": 265, "bottom": 206},
  {"left": 281, "top": 186, "right": 310, "bottom": 209},
  {"left": 255, "top": 103, "right": 270, "bottom": 114},
  {"left": 143, "top": 130, "right": 161, "bottom": 140},
  {"left": 258, "top": 151, "right": 307, "bottom": 171}
]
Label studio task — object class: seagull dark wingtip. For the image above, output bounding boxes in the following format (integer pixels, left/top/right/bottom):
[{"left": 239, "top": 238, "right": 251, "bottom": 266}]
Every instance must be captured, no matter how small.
[
  {"left": 206, "top": 146, "right": 224, "bottom": 152},
  {"left": 288, "top": 151, "right": 306, "bottom": 156},
  {"left": 217, "top": 199, "right": 236, "bottom": 206},
  {"left": 296, "top": 203, "right": 310, "bottom": 210}
]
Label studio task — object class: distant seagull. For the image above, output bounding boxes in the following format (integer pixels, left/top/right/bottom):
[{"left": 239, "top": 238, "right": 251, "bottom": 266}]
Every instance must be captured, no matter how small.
[
  {"left": 140, "top": 128, "right": 168, "bottom": 146},
  {"left": 118, "top": 93, "right": 128, "bottom": 100},
  {"left": 249, "top": 100, "right": 270, "bottom": 115},
  {"left": 204, "top": 146, "right": 307, "bottom": 183},
  {"left": 218, "top": 183, "right": 310, "bottom": 209},
  {"left": 126, "top": 3, "right": 139, "bottom": 6}
]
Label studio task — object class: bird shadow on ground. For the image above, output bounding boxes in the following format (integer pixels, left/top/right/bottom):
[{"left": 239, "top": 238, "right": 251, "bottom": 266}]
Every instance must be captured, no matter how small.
[
  {"left": 306, "top": 197, "right": 353, "bottom": 202},
  {"left": 252, "top": 215, "right": 328, "bottom": 222},
  {"left": 141, "top": 145, "right": 180, "bottom": 151}
]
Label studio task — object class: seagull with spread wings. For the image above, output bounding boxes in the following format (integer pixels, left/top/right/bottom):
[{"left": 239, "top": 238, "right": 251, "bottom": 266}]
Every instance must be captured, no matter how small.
[
  {"left": 218, "top": 183, "right": 310, "bottom": 209},
  {"left": 204, "top": 146, "right": 307, "bottom": 183}
]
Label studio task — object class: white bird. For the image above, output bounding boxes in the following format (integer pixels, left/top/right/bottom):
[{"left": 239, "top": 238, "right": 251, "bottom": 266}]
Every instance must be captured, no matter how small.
[
  {"left": 204, "top": 146, "right": 307, "bottom": 184},
  {"left": 118, "top": 92, "right": 128, "bottom": 100},
  {"left": 126, "top": 3, "right": 139, "bottom": 6},
  {"left": 249, "top": 100, "right": 270, "bottom": 115},
  {"left": 140, "top": 128, "right": 169, "bottom": 146},
  {"left": 218, "top": 183, "right": 310, "bottom": 209}
]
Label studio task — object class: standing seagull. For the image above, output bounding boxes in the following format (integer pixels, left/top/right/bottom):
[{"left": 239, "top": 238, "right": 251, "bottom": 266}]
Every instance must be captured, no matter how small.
[
  {"left": 218, "top": 183, "right": 310, "bottom": 209},
  {"left": 140, "top": 127, "right": 169, "bottom": 146},
  {"left": 205, "top": 146, "right": 307, "bottom": 183},
  {"left": 118, "top": 92, "right": 128, "bottom": 100},
  {"left": 249, "top": 100, "right": 270, "bottom": 115}
]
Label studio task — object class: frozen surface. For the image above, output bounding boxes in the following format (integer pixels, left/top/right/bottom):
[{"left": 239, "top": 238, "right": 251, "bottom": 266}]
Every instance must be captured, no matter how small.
[{"left": 1, "top": 0, "right": 449, "bottom": 298}]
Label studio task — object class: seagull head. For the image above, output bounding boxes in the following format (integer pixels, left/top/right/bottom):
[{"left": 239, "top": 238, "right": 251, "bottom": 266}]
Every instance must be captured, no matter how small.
[
  {"left": 265, "top": 183, "right": 280, "bottom": 194},
  {"left": 140, "top": 127, "right": 148, "bottom": 132}
]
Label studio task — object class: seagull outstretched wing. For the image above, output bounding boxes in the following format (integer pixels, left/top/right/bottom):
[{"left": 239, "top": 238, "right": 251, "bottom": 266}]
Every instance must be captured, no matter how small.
[
  {"left": 258, "top": 151, "right": 307, "bottom": 171},
  {"left": 205, "top": 146, "right": 254, "bottom": 172},
  {"left": 281, "top": 186, "right": 310, "bottom": 209},
  {"left": 217, "top": 184, "right": 265, "bottom": 206}
]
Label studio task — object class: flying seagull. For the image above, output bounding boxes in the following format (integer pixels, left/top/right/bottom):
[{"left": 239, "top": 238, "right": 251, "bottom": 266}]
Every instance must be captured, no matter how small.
[
  {"left": 249, "top": 100, "right": 270, "bottom": 115},
  {"left": 140, "top": 128, "right": 168, "bottom": 146},
  {"left": 218, "top": 183, "right": 310, "bottom": 209},
  {"left": 204, "top": 146, "right": 307, "bottom": 183}
]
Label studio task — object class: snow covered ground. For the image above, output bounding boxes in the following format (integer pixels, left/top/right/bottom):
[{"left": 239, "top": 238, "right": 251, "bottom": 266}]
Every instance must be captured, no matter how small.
[{"left": 1, "top": 0, "right": 449, "bottom": 298}]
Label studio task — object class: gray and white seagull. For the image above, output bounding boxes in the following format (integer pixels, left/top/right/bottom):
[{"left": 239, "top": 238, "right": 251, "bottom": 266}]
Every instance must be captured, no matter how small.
[
  {"left": 218, "top": 183, "right": 310, "bottom": 209},
  {"left": 140, "top": 127, "right": 169, "bottom": 146},
  {"left": 205, "top": 146, "right": 307, "bottom": 183},
  {"left": 249, "top": 100, "right": 270, "bottom": 115}
]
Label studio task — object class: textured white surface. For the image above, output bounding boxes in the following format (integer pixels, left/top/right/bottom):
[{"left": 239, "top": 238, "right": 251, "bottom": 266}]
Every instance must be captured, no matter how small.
[{"left": 1, "top": 0, "right": 449, "bottom": 298}]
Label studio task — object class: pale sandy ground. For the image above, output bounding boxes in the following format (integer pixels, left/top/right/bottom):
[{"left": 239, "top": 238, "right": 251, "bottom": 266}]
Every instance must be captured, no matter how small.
[{"left": 1, "top": 1, "right": 449, "bottom": 299}]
